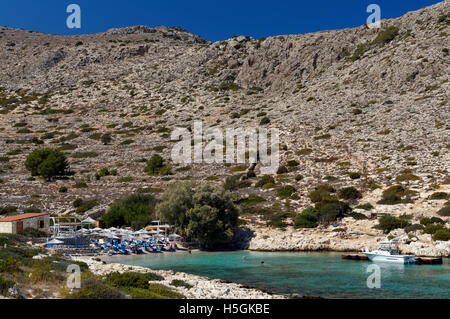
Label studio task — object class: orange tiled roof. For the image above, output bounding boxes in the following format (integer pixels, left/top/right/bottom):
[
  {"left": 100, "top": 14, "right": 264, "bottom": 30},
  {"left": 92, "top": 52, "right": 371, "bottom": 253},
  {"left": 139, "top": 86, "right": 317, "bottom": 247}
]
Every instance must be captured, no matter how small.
[{"left": 0, "top": 213, "right": 48, "bottom": 222}]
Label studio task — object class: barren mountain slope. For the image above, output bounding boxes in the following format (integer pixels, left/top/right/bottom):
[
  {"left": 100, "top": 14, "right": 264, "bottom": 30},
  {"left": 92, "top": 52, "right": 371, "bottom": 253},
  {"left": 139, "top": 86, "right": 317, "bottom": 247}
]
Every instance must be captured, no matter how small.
[{"left": 0, "top": 0, "right": 448, "bottom": 230}]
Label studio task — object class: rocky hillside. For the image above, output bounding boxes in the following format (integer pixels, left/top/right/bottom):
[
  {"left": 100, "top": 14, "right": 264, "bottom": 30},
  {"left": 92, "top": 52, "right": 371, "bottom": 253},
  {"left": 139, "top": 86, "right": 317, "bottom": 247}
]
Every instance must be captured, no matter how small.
[{"left": 0, "top": 0, "right": 448, "bottom": 233}]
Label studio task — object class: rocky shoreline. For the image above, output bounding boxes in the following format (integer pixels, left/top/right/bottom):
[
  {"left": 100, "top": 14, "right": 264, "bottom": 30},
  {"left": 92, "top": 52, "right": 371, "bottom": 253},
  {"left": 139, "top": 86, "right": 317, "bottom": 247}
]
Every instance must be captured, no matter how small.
[
  {"left": 74, "top": 256, "right": 286, "bottom": 299},
  {"left": 248, "top": 223, "right": 450, "bottom": 257}
]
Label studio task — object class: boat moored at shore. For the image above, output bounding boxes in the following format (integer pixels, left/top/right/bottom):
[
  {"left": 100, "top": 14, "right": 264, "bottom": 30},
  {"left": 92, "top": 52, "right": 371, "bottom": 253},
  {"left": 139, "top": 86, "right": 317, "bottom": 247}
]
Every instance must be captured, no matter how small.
[{"left": 363, "top": 240, "right": 416, "bottom": 264}]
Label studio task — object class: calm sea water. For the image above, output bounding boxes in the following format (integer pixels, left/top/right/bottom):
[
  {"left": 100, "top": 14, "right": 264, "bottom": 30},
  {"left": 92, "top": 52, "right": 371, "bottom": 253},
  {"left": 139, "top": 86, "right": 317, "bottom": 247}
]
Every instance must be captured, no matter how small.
[{"left": 108, "top": 251, "right": 450, "bottom": 299}]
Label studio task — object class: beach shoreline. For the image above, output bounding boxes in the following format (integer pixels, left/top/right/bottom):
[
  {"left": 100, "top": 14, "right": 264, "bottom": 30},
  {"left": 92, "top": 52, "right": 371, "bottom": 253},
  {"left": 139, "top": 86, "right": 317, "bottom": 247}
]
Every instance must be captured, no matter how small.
[
  {"left": 73, "top": 255, "right": 287, "bottom": 299},
  {"left": 246, "top": 222, "right": 450, "bottom": 257}
]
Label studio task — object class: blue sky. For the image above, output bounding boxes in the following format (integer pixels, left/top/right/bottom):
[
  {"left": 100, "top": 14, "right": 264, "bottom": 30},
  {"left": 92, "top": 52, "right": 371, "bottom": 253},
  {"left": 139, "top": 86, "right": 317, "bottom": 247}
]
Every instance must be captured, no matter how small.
[{"left": 0, "top": 0, "right": 442, "bottom": 41}]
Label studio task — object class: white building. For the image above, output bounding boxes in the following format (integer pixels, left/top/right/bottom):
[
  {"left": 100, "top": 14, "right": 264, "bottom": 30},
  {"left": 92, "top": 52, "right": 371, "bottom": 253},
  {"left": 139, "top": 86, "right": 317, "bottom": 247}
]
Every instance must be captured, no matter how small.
[{"left": 0, "top": 213, "right": 49, "bottom": 234}]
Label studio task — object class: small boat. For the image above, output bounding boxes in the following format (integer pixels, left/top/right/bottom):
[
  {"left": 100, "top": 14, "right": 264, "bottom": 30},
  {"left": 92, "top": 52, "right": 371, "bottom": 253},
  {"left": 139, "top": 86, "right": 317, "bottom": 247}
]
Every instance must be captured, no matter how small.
[{"left": 363, "top": 240, "right": 415, "bottom": 264}]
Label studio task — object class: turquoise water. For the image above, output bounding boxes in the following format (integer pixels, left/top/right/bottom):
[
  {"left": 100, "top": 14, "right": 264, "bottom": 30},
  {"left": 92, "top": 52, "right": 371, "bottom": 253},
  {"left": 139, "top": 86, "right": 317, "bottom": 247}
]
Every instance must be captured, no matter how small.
[{"left": 108, "top": 251, "right": 450, "bottom": 298}]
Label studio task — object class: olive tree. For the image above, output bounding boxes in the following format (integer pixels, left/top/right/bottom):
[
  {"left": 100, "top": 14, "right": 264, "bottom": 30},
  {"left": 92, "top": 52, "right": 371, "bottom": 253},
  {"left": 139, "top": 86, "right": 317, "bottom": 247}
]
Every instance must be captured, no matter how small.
[{"left": 156, "top": 181, "right": 239, "bottom": 248}]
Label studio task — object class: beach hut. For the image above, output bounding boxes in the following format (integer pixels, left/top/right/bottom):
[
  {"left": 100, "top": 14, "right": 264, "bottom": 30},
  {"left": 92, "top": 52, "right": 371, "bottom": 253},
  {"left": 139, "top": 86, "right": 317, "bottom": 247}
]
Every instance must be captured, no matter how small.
[{"left": 0, "top": 213, "right": 49, "bottom": 234}]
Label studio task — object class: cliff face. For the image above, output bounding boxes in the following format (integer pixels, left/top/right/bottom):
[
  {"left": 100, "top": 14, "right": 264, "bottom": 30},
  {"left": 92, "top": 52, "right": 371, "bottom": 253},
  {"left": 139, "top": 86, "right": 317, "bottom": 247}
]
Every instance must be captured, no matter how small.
[{"left": 0, "top": 2, "right": 448, "bottom": 230}]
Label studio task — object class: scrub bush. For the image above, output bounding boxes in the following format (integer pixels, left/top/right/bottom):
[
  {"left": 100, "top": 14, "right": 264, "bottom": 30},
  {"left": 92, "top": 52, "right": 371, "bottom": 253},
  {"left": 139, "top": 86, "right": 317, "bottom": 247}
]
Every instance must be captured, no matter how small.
[
  {"left": 170, "top": 279, "right": 193, "bottom": 289},
  {"left": 106, "top": 272, "right": 163, "bottom": 289},
  {"left": 255, "top": 175, "right": 275, "bottom": 188},
  {"left": 437, "top": 205, "right": 450, "bottom": 217},
  {"left": 375, "top": 215, "right": 409, "bottom": 233},
  {"left": 433, "top": 229, "right": 450, "bottom": 241},
  {"left": 0, "top": 276, "right": 14, "bottom": 296},
  {"left": 337, "top": 187, "right": 362, "bottom": 200}
]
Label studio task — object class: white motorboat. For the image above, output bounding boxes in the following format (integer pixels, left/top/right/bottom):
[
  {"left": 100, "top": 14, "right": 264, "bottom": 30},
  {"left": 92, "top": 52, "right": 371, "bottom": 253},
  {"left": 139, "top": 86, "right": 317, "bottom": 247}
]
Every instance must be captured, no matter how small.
[{"left": 363, "top": 240, "right": 415, "bottom": 264}]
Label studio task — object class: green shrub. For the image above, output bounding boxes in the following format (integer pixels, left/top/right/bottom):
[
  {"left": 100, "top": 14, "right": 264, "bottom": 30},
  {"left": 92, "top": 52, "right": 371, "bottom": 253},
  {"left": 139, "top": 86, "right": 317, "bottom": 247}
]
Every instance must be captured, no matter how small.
[
  {"left": 382, "top": 185, "right": 414, "bottom": 197},
  {"left": 287, "top": 160, "right": 299, "bottom": 167},
  {"left": 348, "top": 212, "right": 368, "bottom": 220},
  {"left": 420, "top": 217, "right": 445, "bottom": 226},
  {"left": 262, "top": 211, "right": 293, "bottom": 229},
  {"left": 95, "top": 167, "right": 111, "bottom": 180},
  {"left": 316, "top": 184, "right": 335, "bottom": 193},
  {"left": 314, "top": 133, "right": 331, "bottom": 140},
  {"left": 73, "top": 198, "right": 83, "bottom": 207},
  {"left": 30, "top": 259, "right": 62, "bottom": 283},
  {"left": 73, "top": 181, "right": 88, "bottom": 189},
  {"left": 424, "top": 224, "right": 445, "bottom": 235},
  {"left": 373, "top": 26, "right": 399, "bottom": 45},
  {"left": 266, "top": 218, "right": 287, "bottom": 229},
  {"left": 102, "top": 193, "right": 157, "bottom": 228},
  {"left": 146, "top": 283, "right": 185, "bottom": 299},
  {"left": 430, "top": 192, "right": 448, "bottom": 200},
  {"left": 120, "top": 139, "right": 134, "bottom": 146},
  {"left": 0, "top": 256, "right": 21, "bottom": 273},
  {"left": 377, "top": 193, "right": 402, "bottom": 205},
  {"left": 396, "top": 173, "right": 420, "bottom": 182},
  {"left": 355, "top": 203, "right": 374, "bottom": 211},
  {"left": 0, "top": 276, "right": 14, "bottom": 296},
  {"left": 404, "top": 224, "right": 425, "bottom": 233},
  {"left": 297, "top": 148, "right": 312, "bottom": 155},
  {"left": 337, "top": 187, "right": 362, "bottom": 200},
  {"left": 224, "top": 175, "right": 239, "bottom": 191},
  {"left": 308, "top": 185, "right": 336, "bottom": 203},
  {"left": 350, "top": 43, "right": 370, "bottom": 61},
  {"left": 348, "top": 172, "right": 361, "bottom": 180},
  {"left": 259, "top": 117, "right": 270, "bottom": 125},
  {"left": 277, "top": 185, "right": 296, "bottom": 199},
  {"left": 236, "top": 195, "right": 266, "bottom": 206},
  {"left": 72, "top": 151, "right": 98, "bottom": 158},
  {"left": 294, "top": 207, "right": 319, "bottom": 228},
  {"left": 67, "top": 282, "right": 125, "bottom": 299},
  {"left": 436, "top": 205, "right": 450, "bottom": 217},
  {"left": 219, "top": 81, "right": 240, "bottom": 92},
  {"left": 246, "top": 170, "right": 256, "bottom": 178},
  {"left": 106, "top": 272, "right": 163, "bottom": 289},
  {"left": 229, "top": 165, "right": 247, "bottom": 172},
  {"left": 437, "top": 12, "right": 450, "bottom": 25},
  {"left": 101, "top": 133, "right": 112, "bottom": 145},
  {"left": 144, "top": 154, "right": 171, "bottom": 176},
  {"left": 18, "top": 228, "right": 47, "bottom": 238},
  {"left": 123, "top": 286, "right": 185, "bottom": 299},
  {"left": 262, "top": 182, "right": 276, "bottom": 189},
  {"left": 25, "top": 148, "right": 69, "bottom": 181},
  {"left": 236, "top": 180, "right": 251, "bottom": 189},
  {"left": 376, "top": 215, "right": 409, "bottom": 233},
  {"left": 255, "top": 175, "right": 275, "bottom": 188},
  {"left": 276, "top": 166, "right": 288, "bottom": 174},
  {"left": 316, "top": 201, "right": 349, "bottom": 223},
  {"left": 0, "top": 235, "right": 22, "bottom": 248},
  {"left": 170, "top": 279, "right": 193, "bottom": 289},
  {"left": 432, "top": 229, "right": 450, "bottom": 241},
  {"left": 377, "top": 185, "right": 416, "bottom": 205},
  {"left": 58, "top": 186, "right": 68, "bottom": 193},
  {"left": 74, "top": 199, "right": 99, "bottom": 214},
  {"left": 0, "top": 206, "right": 17, "bottom": 215}
]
